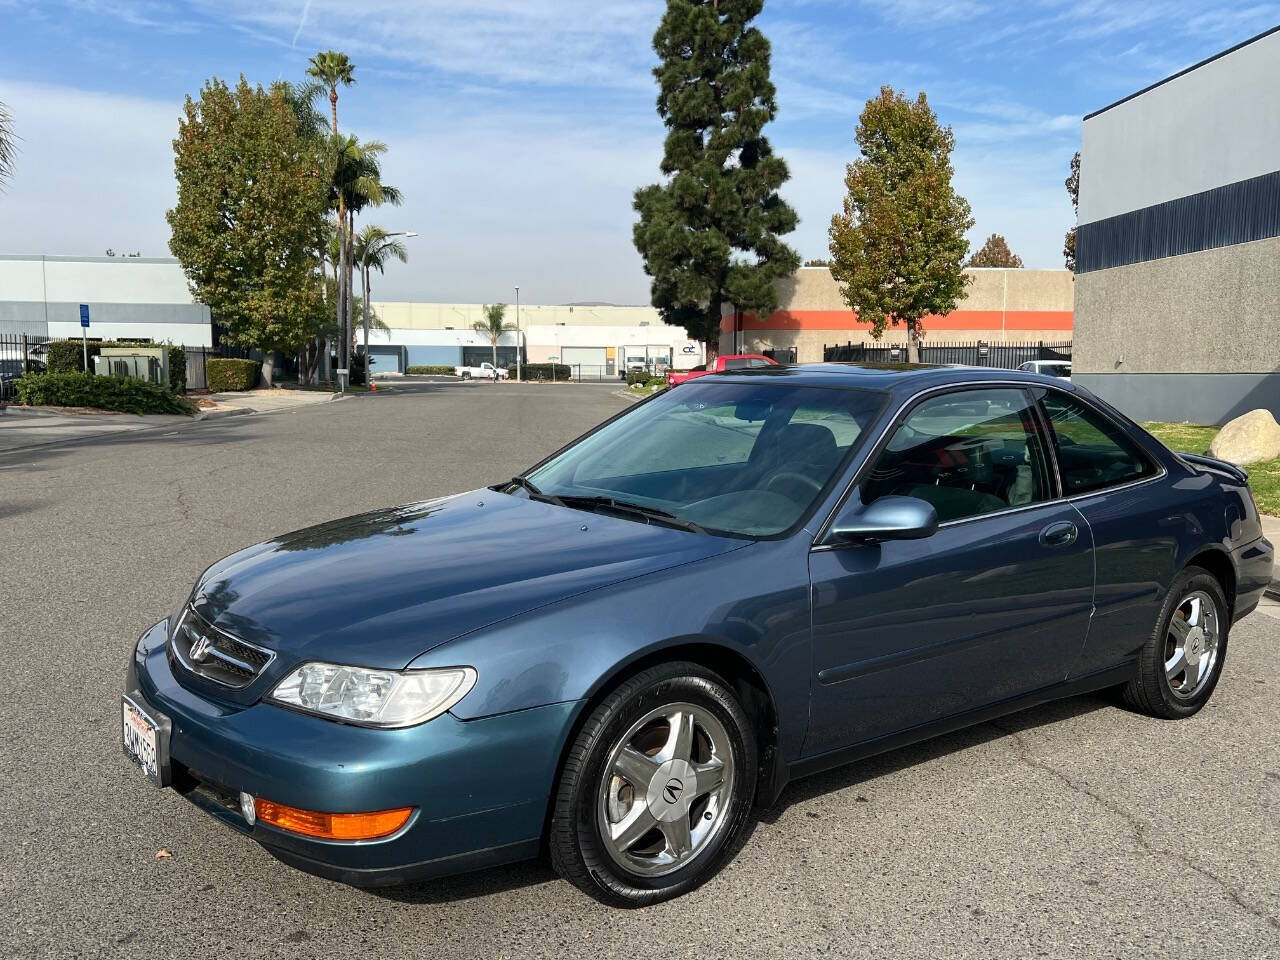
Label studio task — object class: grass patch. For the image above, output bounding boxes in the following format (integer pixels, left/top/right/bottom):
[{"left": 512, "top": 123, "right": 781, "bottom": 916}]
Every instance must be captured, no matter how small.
[{"left": 1144, "top": 422, "right": 1280, "bottom": 515}]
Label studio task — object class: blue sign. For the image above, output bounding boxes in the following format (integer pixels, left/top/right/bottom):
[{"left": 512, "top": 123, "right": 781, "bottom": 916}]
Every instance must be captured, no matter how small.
[{"left": 79, "top": 304, "right": 90, "bottom": 328}]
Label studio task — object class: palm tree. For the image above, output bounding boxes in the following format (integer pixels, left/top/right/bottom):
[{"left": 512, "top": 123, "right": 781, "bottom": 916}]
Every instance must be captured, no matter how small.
[
  {"left": 473, "top": 304, "right": 515, "bottom": 377},
  {"left": 0, "top": 98, "right": 17, "bottom": 191},
  {"left": 307, "top": 51, "right": 356, "bottom": 386},
  {"left": 306, "top": 51, "right": 355, "bottom": 136},
  {"left": 331, "top": 137, "right": 402, "bottom": 378},
  {"left": 353, "top": 225, "right": 410, "bottom": 379}
]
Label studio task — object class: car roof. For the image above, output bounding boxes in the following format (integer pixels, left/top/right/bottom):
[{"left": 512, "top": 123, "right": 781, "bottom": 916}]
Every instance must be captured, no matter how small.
[{"left": 709, "top": 361, "right": 1077, "bottom": 397}]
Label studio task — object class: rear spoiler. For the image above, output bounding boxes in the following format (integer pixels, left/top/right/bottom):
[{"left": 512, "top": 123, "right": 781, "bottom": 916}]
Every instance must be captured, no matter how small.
[{"left": 1178, "top": 452, "right": 1249, "bottom": 484}]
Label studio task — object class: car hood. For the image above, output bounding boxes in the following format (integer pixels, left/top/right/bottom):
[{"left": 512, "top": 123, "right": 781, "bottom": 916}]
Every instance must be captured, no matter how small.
[{"left": 189, "top": 490, "right": 745, "bottom": 670}]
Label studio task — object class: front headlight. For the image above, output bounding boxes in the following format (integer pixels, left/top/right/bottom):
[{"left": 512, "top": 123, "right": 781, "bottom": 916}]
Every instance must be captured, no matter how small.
[{"left": 269, "top": 663, "right": 476, "bottom": 728}]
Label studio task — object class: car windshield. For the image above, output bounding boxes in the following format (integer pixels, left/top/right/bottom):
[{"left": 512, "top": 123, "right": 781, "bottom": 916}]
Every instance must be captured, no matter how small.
[{"left": 525, "top": 381, "right": 886, "bottom": 537}]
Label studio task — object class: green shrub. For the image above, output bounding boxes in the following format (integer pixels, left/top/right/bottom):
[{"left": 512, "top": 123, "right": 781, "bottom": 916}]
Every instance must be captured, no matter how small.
[
  {"left": 207, "top": 358, "right": 259, "bottom": 392},
  {"left": 625, "top": 369, "right": 654, "bottom": 386},
  {"left": 46, "top": 339, "right": 188, "bottom": 393},
  {"left": 519, "top": 363, "right": 572, "bottom": 381},
  {"left": 45, "top": 339, "right": 95, "bottom": 374},
  {"left": 14, "top": 372, "right": 197, "bottom": 415},
  {"left": 167, "top": 345, "right": 187, "bottom": 393},
  {"left": 406, "top": 365, "right": 458, "bottom": 376}
]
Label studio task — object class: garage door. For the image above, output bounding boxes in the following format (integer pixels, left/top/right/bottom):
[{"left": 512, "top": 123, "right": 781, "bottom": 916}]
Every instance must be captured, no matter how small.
[
  {"left": 560, "top": 346, "right": 608, "bottom": 366},
  {"left": 368, "top": 347, "right": 402, "bottom": 374}
]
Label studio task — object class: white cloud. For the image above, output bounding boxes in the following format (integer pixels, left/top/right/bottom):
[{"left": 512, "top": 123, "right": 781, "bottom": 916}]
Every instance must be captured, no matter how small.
[
  {"left": 194, "top": 0, "right": 659, "bottom": 92},
  {"left": 0, "top": 79, "right": 179, "bottom": 260}
]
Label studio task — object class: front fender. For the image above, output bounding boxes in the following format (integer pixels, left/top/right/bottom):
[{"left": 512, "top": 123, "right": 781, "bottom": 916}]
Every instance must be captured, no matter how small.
[{"left": 413, "top": 537, "right": 814, "bottom": 763}]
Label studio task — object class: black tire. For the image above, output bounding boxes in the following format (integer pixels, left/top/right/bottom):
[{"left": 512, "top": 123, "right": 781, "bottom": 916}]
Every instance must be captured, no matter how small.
[
  {"left": 549, "top": 661, "right": 757, "bottom": 907},
  {"left": 461, "top": 371, "right": 471, "bottom": 380},
  {"left": 1122, "top": 566, "right": 1229, "bottom": 719}
]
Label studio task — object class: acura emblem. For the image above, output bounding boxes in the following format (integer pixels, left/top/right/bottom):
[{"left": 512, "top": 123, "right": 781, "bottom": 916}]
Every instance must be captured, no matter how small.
[
  {"left": 188, "top": 634, "right": 214, "bottom": 663},
  {"left": 663, "top": 778, "right": 684, "bottom": 804}
]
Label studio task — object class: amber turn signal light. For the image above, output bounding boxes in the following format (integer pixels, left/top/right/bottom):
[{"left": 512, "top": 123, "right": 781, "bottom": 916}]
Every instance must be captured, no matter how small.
[{"left": 253, "top": 798, "right": 413, "bottom": 841}]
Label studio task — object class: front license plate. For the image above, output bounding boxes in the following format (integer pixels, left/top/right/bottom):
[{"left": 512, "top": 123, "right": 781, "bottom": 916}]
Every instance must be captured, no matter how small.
[{"left": 122, "top": 695, "right": 162, "bottom": 785}]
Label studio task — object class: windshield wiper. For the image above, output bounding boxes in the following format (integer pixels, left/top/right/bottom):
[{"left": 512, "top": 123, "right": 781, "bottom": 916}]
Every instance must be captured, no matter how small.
[
  {"left": 554, "top": 495, "right": 708, "bottom": 535},
  {"left": 503, "top": 475, "right": 565, "bottom": 507}
]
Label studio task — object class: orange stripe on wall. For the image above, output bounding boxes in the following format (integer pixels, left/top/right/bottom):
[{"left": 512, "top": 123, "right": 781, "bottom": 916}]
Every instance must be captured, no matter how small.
[{"left": 721, "top": 310, "right": 1074, "bottom": 333}]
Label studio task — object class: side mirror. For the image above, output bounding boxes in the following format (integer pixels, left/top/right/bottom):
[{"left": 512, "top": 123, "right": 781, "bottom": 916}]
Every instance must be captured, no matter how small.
[{"left": 826, "top": 495, "right": 938, "bottom": 544}]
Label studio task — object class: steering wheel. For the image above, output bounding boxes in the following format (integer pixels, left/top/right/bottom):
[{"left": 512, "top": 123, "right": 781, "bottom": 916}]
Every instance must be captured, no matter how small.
[{"left": 765, "top": 471, "right": 824, "bottom": 499}]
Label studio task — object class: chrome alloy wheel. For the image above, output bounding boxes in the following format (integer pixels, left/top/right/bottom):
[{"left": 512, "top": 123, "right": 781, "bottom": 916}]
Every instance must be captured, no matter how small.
[
  {"left": 596, "top": 702, "right": 735, "bottom": 878},
  {"left": 1165, "top": 589, "right": 1220, "bottom": 700}
]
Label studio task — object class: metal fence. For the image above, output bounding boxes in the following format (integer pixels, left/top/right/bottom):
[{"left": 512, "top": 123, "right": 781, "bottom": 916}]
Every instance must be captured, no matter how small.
[
  {"left": 0, "top": 333, "right": 247, "bottom": 394},
  {"left": 823, "top": 339, "right": 1072, "bottom": 369}
]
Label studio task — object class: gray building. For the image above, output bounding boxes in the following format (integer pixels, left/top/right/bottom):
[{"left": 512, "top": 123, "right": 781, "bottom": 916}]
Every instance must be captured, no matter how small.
[
  {"left": 0, "top": 255, "right": 212, "bottom": 346},
  {"left": 1074, "top": 26, "right": 1280, "bottom": 424}
]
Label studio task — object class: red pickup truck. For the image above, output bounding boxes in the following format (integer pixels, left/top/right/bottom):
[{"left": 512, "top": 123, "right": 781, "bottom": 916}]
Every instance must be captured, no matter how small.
[{"left": 666, "top": 353, "right": 778, "bottom": 387}]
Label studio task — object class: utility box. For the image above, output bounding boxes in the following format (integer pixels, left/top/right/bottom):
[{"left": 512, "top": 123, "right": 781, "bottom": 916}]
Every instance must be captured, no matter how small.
[{"left": 94, "top": 346, "right": 168, "bottom": 386}]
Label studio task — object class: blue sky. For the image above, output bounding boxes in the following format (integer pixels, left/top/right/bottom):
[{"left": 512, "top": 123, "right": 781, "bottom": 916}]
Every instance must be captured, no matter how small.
[{"left": 1, "top": 0, "right": 1277, "bottom": 304}]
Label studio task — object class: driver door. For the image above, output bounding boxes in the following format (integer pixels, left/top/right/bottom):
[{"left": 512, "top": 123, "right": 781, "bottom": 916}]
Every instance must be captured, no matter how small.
[{"left": 804, "top": 387, "right": 1095, "bottom": 756}]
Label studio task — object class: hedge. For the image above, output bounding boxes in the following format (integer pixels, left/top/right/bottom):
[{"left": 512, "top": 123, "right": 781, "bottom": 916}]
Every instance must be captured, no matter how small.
[
  {"left": 520, "top": 363, "right": 572, "bottom": 381},
  {"left": 45, "top": 339, "right": 188, "bottom": 393},
  {"left": 406, "top": 365, "right": 458, "bottom": 376},
  {"left": 14, "top": 372, "right": 197, "bottom": 415},
  {"left": 206, "top": 358, "right": 259, "bottom": 392}
]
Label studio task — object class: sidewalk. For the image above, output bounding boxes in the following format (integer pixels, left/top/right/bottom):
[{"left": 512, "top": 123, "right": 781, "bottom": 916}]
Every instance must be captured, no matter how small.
[
  {"left": 0, "top": 390, "right": 336, "bottom": 455},
  {"left": 205, "top": 389, "right": 338, "bottom": 415}
]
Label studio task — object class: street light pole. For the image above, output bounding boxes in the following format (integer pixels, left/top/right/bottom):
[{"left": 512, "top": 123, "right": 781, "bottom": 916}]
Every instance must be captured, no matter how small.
[
  {"left": 362, "top": 231, "right": 417, "bottom": 385},
  {"left": 514, "top": 285, "right": 522, "bottom": 382}
]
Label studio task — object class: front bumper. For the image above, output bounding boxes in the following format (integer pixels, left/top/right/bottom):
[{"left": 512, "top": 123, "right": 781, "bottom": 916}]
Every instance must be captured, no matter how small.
[{"left": 125, "top": 619, "right": 579, "bottom": 886}]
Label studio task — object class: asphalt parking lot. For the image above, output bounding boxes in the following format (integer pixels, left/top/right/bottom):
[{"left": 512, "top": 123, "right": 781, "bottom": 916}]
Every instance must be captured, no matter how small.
[{"left": 1, "top": 381, "right": 1277, "bottom": 959}]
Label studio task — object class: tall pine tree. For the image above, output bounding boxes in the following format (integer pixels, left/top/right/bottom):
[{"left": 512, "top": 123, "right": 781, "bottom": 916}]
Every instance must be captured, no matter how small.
[{"left": 633, "top": 0, "right": 799, "bottom": 355}]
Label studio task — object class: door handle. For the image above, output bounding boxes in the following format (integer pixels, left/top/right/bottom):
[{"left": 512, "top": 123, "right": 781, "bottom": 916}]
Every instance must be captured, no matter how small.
[{"left": 1039, "top": 521, "right": 1078, "bottom": 548}]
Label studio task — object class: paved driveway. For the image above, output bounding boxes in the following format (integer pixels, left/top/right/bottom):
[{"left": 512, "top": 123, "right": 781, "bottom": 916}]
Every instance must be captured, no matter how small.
[{"left": 1, "top": 382, "right": 1277, "bottom": 959}]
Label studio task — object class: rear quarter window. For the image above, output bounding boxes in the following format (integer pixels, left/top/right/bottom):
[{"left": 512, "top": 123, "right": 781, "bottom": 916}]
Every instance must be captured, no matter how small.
[{"left": 1039, "top": 392, "right": 1157, "bottom": 495}]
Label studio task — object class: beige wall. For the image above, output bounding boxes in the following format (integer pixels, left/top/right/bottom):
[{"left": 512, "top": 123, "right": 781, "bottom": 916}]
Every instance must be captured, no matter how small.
[
  {"left": 371, "top": 301, "right": 663, "bottom": 330},
  {"left": 1074, "top": 236, "right": 1280, "bottom": 375},
  {"left": 767, "top": 266, "right": 1073, "bottom": 313}
]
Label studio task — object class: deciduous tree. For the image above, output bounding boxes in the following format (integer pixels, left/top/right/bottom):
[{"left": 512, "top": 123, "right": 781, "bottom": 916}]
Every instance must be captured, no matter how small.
[
  {"left": 967, "top": 233, "right": 1024, "bottom": 268},
  {"left": 1063, "top": 151, "right": 1080, "bottom": 272},
  {"left": 633, "top": 0, "right": 800, "bottom": 357},
  {"left": 167, "top": 77, "right": 330, "bottom": 386},
  {"left": 828, "top": 87, "right": 973, "bottom": 355}
]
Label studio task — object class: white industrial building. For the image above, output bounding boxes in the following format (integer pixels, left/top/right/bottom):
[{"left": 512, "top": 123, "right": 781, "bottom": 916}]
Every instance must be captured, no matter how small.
[
  {"left": 364, "top": 301, "right": 703, "bottom": 378},
  {"left": 0, "top": 255, "right": 704, "bottom": 379},
  {"left": 0, "top": 255, "right": 212, "bottom": 346}
]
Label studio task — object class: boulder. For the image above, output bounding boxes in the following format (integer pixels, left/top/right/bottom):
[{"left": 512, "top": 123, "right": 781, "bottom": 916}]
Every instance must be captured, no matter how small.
[{"left": 1208, "top": 408, "right": 1280, "bottom": 466}]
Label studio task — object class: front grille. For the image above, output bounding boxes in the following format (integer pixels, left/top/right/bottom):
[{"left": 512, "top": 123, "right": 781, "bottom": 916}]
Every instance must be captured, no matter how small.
[{"left": 171, "top": 606, "right": 275, "bottom": 688}]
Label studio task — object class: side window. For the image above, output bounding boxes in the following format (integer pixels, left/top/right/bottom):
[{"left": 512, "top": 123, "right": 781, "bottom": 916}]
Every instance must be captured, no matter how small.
[
  {"left": 749, "top": 358, "right": 773, "bottom": 368},
  {"left": 1038, "top": 391, "right": 1156, "bottom": 494},
  {"left": 863, "top": 389, "right": 1053, "bottom": 523},
  {"left": 722, "top": 358, "right": 752, "bottom": 370}
]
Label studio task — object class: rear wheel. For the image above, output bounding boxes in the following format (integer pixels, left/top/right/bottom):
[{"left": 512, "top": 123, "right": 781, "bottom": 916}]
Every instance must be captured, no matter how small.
[
  {"left": 1123, "top": 567, "right": 1228, "bottom": 718},
  {"left": 549, "top": 662, "right": 756, "bottom": 906}
]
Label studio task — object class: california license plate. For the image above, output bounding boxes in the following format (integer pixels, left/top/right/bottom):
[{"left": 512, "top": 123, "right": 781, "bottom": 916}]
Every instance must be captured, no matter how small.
[{"left": 122, "top": 695, "right": 161, "bottom": 785}]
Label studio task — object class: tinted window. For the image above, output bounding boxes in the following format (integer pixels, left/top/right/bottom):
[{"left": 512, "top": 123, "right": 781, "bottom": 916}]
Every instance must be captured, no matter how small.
[
  {"left": 748, "top": 358, "right": 773, "bottom": 368},
  {"left": 863, "top": 388, "right": 1053, "bottom": 523},
  {"left": 528, "top": 382, "right": 885, "bottom": 536},
  {"left": 1038, "top": 392, "right": 1155, "bottom": 494},
  {"left": 723, "top": 358, "right": 752, "bottom": 370}
]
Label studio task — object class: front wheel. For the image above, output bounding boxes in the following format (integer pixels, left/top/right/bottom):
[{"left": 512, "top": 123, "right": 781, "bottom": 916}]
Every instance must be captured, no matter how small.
[
  {"left": 549, "top": 662, "right": 757, "bottom": 906},
  {"left": 1122, "top": 566, "right": 1229, "bottom": 718}
]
